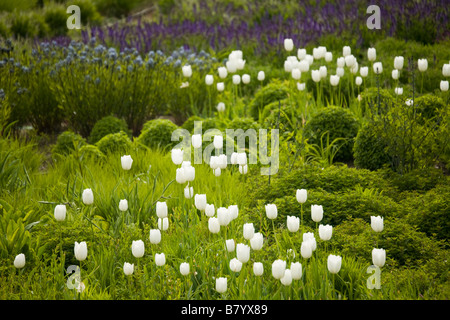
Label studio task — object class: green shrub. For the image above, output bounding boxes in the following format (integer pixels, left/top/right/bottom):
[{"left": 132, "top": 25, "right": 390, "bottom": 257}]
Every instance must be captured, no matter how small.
[
  {"left": 248, "top": 79, "right": 290, "bottom": 120},
  {"left": 137, "top": 118, "right": 179, "bottom": 150},
  {"left": 89, "top": 115, "right": 130, "bottom": 144},
  {"left": 78, "top": 144, "right": 106, "bottom": 162},
  {"left": 303, "top": 106, "right": 360, "bottom": 162},
  {"left": 96, "top": 131, "right": 132, "bottom": 154},
  {"left": 72, "top": 0, "right": 102, "bottom": 25},
  {"left": 353, "top": 120, "right": 390, "bottom": 171},
  {"left": 228, "top": 117, "right": 260, "bottom": 131},
  {"left": 52, "top": 131, "right": 86, "bottom": 156},
  {"left": 181, "top": 115, "right": 203, "bottom": 133},
  {"left": 10, "top": 12, "right": 37, "bottom": 39},
  {"left": 94, "top": 0, "right": 141, "bottom": 18},
  {"left": 262, "top": 99, "right": 301, "bottom": 134},
  {"left": 414, "top": 94, "right": 446, "bottom": 122},
  {"left": 44, "top": 4, "right": 68, "bottom": 36},
  {"left": 359, "top": 87, "right": 395, "bottom": 118}
]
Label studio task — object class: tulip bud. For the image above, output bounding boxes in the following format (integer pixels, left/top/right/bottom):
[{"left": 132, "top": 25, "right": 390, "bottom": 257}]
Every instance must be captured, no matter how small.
[
  {"left": 155, "top": 253, "right": 166, "bottom": 266},
  {"left": 156, "top": 201, "right": 168, "bottom": 219},
  {"left": 300, "top": 241, "right": 312, "bottom": 259},
  {"left": 405, "top": 99, "right": 414, "bottom": 106},
  {"left": 272, "top": 259, "right": 286, "bottom": 279},
  {"left": 226, "top": 59, "right": 237, "bottom": 73},
  {"left": 355, "top": 76, "right": 363, "bottom": 86},
  {"left": 217, "top": 102, "right": 225, "bottom": 112},
  {"left": 311, "top": 204, "right": 323, "bottom": 223},
  {"left": 370, "top": 216, "right": 384, "bottom": 232},
  {"left": 319, "top": 224, "right": 333, "bottom": 241},
  {"left": 232, "top": 74, "right": 241, "bottom": 85},
  {"left": 303, "top": 232, "right": 317, "bottom": 251},
  {"left": 372, "top": 248, "right": 386, "bottom": 267},
  {"left": 216, "top": 277, "right": 227, "bottom": 293},
  {"left": 217, "top": 82, "right": 225, "bottom": 92},
  {"left": 180, "top": 262, "right": 190, "bottom": 276},
  {"left": 242, "top": 74, "right": 251, "bottom": 84},
  {"left": 373, "top": 62, "right": 383, "bottom": 74},
  {"left": 345, "top": 55, "right": 356, "bottom": 68},
  {"left": 284, "top": 38, "right": 294, "bottom": 51},
  {"left": 243, "top": 223, "right": 255, "bottom": 240},
  {"left": 74, "top": 241, "right": 87, "bottom": 261},
  {"left": 343, "top": 46, "right": 351, "bottom": 57},
  {"left": 253, "top": 262, "right": 264, "bottom": 276},
  {"left": 218, "top": 66, "right": 227, "bottom": 79},
  {"left": 226, "top": 239, "right": 235, "bottom": 252},
  {"left": 418, "top": 59, "right": 428, "bottom": 72},
  {"left": 392, "top": 69, "right": 399, "bottom": 80},
  {"left": 311, "top": 70, "right": 321, "bottom": 83},
  {"left": 192, "top": 134, "right": 202, "bottom": 149},
  {"left": 158, "top": 217, "right": 169, "bottom": 231},
  {"left": 296, "top": 189, "right": 307, "bottom": 203},
  {"left": 149, "top": 229, "right": 161, "bottom": 244},
  {"left": 171, "top": 149, "right": 184, "bottom": 165},
  {"left": 265, "top": 203, "right": 277, "bottom": 219},
  {"left": 236, "top": 59, "right": 246, "bottom": 70},
  {"left": 131, "top": 240, "right": 145, "bottom": 258},
  {"left": 297, "top": 48, "right": 306, "bottom": 60},
  {"left": 14, "top": 253, "right": 25, "bottom": 269},
  {"left": 286, "top": 216, "right": 300, "bottom": 232},
  {"left": 250, "top": 232, "right": 263, "bottom": 250},
  {"left": 205, "top": 74, "right": 214, "bottom": 86},
  {"left": 121, "top": 155, "right": 133, "bottom": 170},
  {"left": 182, "top": 65, "right": 192, "bottom": 78},
  {"left": 367, "top": 47, "right": 376, "bottom": 61},
  {"left": 208, "top": 217, "right": 220, "bottom": 233},
  {"left": 184, "top": 186, "right": 194, "bottom": 199},
  {"left": 330, "top": 75, "right": 340, "bottom": 87},
  {"left": 290, "top": 262, "right": 302, "bottom": 280},
  {"left": 228, "top": 205, "right": 239, "bottom": 220},
  {"left": 195, "top": 194, "right": 207, "bottom": 211},
  {"left": 327, "top": 254, "right": 342, "bottom": 274},
  {"left": 257, "top": 71, "right": 265, "bottom": 81},
  {"left": 291, "top": 68, "right": 301, "bottom": 80},
  {"left": 205, "top": 203, "right": 215, "bottom": 217},
  {"left": 119, "top": 199, "right": 128, "bottom": 212},
  {"left": 351, "top": 61, "right": 359, "bottom": 75},
  {"left": 236, "top": 152, "right": 247, "bottom": 166},
  {"left": 336, "top": 56, "right": 345, "bottom": 68},
  {"left": 229, "top": 258, "right": 243, "bottom": 272},
  {"left": 82, "top": 188, "right": 94, "bottom": 205},
  {"left": 123, "top": 262, "right": 134, "bottom": 275},
  {"left": 236, "top": 243, "right": 250, "bottom": 263},
  {"left": 394, "top": 56, "right": 404, "bottom": 70},
  {"left": 319, "top": 66, "right": 327, "bottom": 78},
  {"left": 213, "top": 135, "right": 223, "bottom": 149},
  {"left": 336, "top": 67, "right": 344, "bottom": 78},
  {"left": 176, "top": 167, "right": 187, "bottom": 184},
  {"left": 183, "top": 165, "right": 195, "bottom": 182},
  {"left": 440, "top": 80, "right": 449, "bottom": 92},
  {"left": 442, "top": 64, "right": 450, "bottom": 77},
  {"left": 54, "top": 204, "right": 66, "bottom": 221},
  {"left": 360, "top": 66, "right": 368, "bottom": 77},
  {"left": 395, "top": 87, "right": 403, "bottom": 95},
  {"left": 325, "top": 51, "right": 333, "bottom": 62},
  {"left": 217, "top": 207, "right": 230, "bottom": 226},
  {"left": 280, "top": 269, "right": 293, "bottom": 286},
  {"left": 299, "top": 59, "right": 309, "bottom": 72},
  {"left": 297, "top": 82, "right": 306, "bottom": 91}
]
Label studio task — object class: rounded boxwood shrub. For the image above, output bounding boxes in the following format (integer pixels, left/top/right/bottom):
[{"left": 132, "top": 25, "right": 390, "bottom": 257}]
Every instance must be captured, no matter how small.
[
  {"left": 78, "top": 144, "right": 105, "bottom": 162},
  {"left": 228, "top": 117, "right": 260, "bottom": 131},
  {"left": 359, "top": 87, "right": 396, "bottom": 117},
  {"left": 89, "top": 115, "right": 130, "bottom": 144},
  {"left": 262, "top": 100, "right": 301, "bottom": 133},
  {"left": 52, "top": 131, "right": 86, "bottom": 156},
  {"left": 137, "top": 119, "right": 179, "bottom": 150},
  {"left": 181, "top": 115, "right": 203, "bottom": 133},
  {"left": 248, "top": 79, "right": 290, "bottom": 120},
  {"left": 96, "top": 131, "right": 132, "bottom": 154},
  {"left": 353, "top": 120, "right": 390, "bottom": 171},
  {"left": 414, "top": 93, "right": 446, "bottom": 122},
  {"left": 303, "top": 106, "right": 360, "bottom": 162}
]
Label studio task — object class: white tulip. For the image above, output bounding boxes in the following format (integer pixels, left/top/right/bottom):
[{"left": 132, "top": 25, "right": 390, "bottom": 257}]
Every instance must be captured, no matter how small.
[
  {"left": 305, "top": 54, "right": 314, "bottom": 66},
  {"left": 336, "top": 57, "right": 345, "bottom": 68},
  {"left": 123, "top": 262, "right": 134, "bottom": 275},
  {"left": 236, "top": 59, "right": 246, "bottom": 70},
  {"left": 180, "top": 262, "right": 190, "bottom": 276},
  {"left": 14, "top": 253, "right": 25, "bottom": 269},
  {"left": 319, "top": 66, "right": 327, "bottom": 79},
  {"left": 265, "top": 203, "right": 277, "bottom": 219},
  {"left": 121, "top": 155, "right": 133, "bottom": 170},
  {"left": 291, "top": 68, "right": 301, "bottom": 80},
  {"left": 303, "top": 232, "right": 317, "bottom": 251},
  {"left": 300, "top": 241, "right": 312, "bottom": 259},
  {"left": 54, "top": 204, "right": 66, "bottom": 221},
  {"left": 243, "top": 223, "right": 255, "bottom": 240},
  {"left": 440, "top": 80, "right": 449, "bottom": 92},
  {"left": 250, "top": 232, "right": 263, "bottom": 250},
  {"left": 392, "top": 69, "right": 399, "bottom": 80},
  {"left": 297, "top": 82, "right": 306, "bottom": 91},
  {"left": 230, "top": 152, "right": 238, "bottom": 165},
  {"left": 205, "top": 204, "right": 215, "bottom": 217},
  {"left": 367, "top": 47, "right": 376, "bottom": 62},
  {"left": 342, "top": 46, "right": 351, "bottom": 57},
  {"left": 373, "top": 62, "right": 383, "bottom": 74},
  {"left": 257, "top": 71, "right": 265, "bottom": 81},
  {"left": 284, "top": 38, "right": 294, "bottom": 51},
  {"left": 327, "top": 254, "right": 342, "bottom": 274},
  {"left": 336, "top": 67, "right": 345, "bottom": 77},
  {"left": 236, "top": 243, "right": 250, "bottom": 263},
  {"left": 405, "top": 99, "right": 414, "bottom": 106},
  {"left": 205, "top": 74, "right": 214, "bottom": 86},
  {"left": 226, "top": 59, "right": 237, "bottom": 73},
  {"left": 218, "top": 66, "right": 227, "bottom": 79},
  {"left": 297, "top": 48, "right": 306, "bottom": 60},
  {"left": 296, "top": 189, "right": 307, "bottom": 203},
  {"left": 418, "top": 59, "right": 428, "bottom": 72},
  {"left": 242, "top": 74, "right": 251, "bottom": 84},
  {"left": 213, "top": 135, "right": 223, "bottom": 149},
  {"left": 290, "top": 262, "right": 302, "bottom": 280},
  {"left": 226, "top": 239, "right": 235, "bottom": 252},
  {"left": 311, "top": 204, "right": 323, "bottom": 222},
  {"left": 158, "top": 217, "right": 169, "bottom": 231},
  {"left": 280, "top": 269, "right": 292, "bottom": 286},
  {"left": 286, "top": 216, "right": 300, "bottom": 232},
  {"left": 176, "top": 167, "right": 187, "bottom": 184},
  {"left": 442, "top": 64, "right": 450, "bottom": 77},
  {"left": 325, "top": 51, "right": 333, "bottom": 62},
  {"left": 171, "top": 148, "right": 184, "bottom": 165},
  {"left": 119, "top": 199, "right": 128, "bottom": 212},
  {"left": 371, "top": 216, "right": 384, "bottom": 232},
  {"left": 319, "top": 224, "right": 333, "bottom": 241},
  {"left": 194, "top": 194, "right": 207, "bottom": 211},
  {"left": 228, "top": 205, "right": 239, "bottom": 220},
  {"left": 217, "top": 82, "right": 225, "bottom": 92},
  {"left": 299, "top": 59, "right": 309, "bottom": 72},
  {"left": 395, "top": 87, "right": 403, "bottom": 95},
  {"left": 345, "top": 54, "right": 356, "bottom": 68},
  {"left": 232, "top": 74, "right": 241, "bottom": 85},
  {"left": 271, "top": 259, "right": 286, "bottom": 279},
  {"left": 253, "top": 262, "right": 264, "bottom": 276},
  {"left": 191, "top": 134, "right": 202, "bottom": 149},
  {"left": 217, "top": 207, "right": 230, "bottom": 226},
  {"left": 229, "top": 258, "right": 243, "bottom": 272},
  {"left": 394, "top": 56, "right": 404, "bottom": 70},
  {"left": 74, "top": 241, "right": 87, "bottom": 261},
  {"left": 360, "top": 66, "right": 369, "bottom": 77},
  {"left": 149, "top": 229, "right": 161, "bottom": 244},
  {"left": 311, "top": 70, "right": 321, "bottom": 83},
  {"left": 131, "top": 240, "right": 145, "bottom": 258},
  {"left": 237, "top": 152, "right": 247, "bottom": 165},
  {"left": 184, "top": 186, "right": 194, "bottom": 199},
  {"left": 284, "top": 59, "right": 294, "bottom": 73},
  {"left": 218, "top": 154, "right": 227, "bottom": 169},
  {"left": 182, "top": 65, "right": 192, "bottom": 78},
  {"left": 355, "top": 76, "right": 363, "bottom": 86},
  {"left": 208, "top": 217, "right": 220, "bottom": 234},
  {"left": 156, "top": 201, "right": 168, "bottom": 219},
  {"left": 155, "top": 253, "right": 165, "bottom": 266},
  {"left": 372, "top": 248, "right": 386, "bottom": 267},
  {"left": 330, "top": 75, "right": 340, "bottom": 87},
  {"left": 82, "top": 188, "right": 94, "bottom": 205},
  {"left": 216, "top": 277, "right": 227, "bottom": 293}
]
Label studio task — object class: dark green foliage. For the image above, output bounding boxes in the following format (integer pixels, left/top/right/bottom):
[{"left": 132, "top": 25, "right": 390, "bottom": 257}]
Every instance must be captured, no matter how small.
[
  {"left": 248, "top": 79, "right": 290, "bottom": 120},
  {"left": 353, "top": 120, "right": 390, "bottom": 171},
  {"left": 96, "top": 131, "right": 132, "bottom": 154},
  {"left": 228, "top": 117, "right": 260, "bottom": 131},
  {"left": 137, "top": 118, "right": 179, "bottom": 150},
  {"left": 89, "top": 115, "right": 130, "bottom": 144},
  {"left": 303, "top": 106, "right": 360, "bottom": 162},
  {"left": 52, "top": 131, "right": 86, "bottom": 156},
  {"left": 44, "top": 5, "right": 68, "bottom": 37},
  {"left": 414, "top": 94, "right": 446, "bottom": 122},
  {"left": 78, "top": 144, "right": 106, "bottom": 162}
]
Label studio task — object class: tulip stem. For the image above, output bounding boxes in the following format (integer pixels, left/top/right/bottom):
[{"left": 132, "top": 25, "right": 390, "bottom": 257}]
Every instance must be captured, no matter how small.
[{"left": 271, "top": 219, "right": 281, "bottom": 257}]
